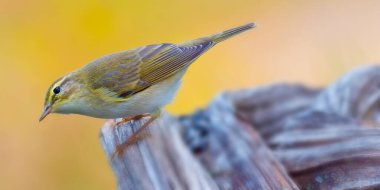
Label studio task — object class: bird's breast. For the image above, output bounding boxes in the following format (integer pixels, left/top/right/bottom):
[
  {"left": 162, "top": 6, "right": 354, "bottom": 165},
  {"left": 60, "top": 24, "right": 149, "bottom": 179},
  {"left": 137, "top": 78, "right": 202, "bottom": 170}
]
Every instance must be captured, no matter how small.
[{"left": 62, "top": 70, "right": 186, "bottom": 119}]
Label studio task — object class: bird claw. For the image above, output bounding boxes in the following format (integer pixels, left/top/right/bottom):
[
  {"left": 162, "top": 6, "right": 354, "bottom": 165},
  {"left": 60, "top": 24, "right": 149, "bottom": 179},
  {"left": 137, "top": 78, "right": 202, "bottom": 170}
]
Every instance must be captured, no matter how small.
[
  {"left": 110, "top": 112, "right": 159, "bottom": 159},
  {"left": 114, "top": 114, "right": 150, "bottom": 126},
  {"left": 111, "top": 145, "right": 124, "bottom": 159},
  {"left": 114, "top": 117, "right": 133, "bottom": 126},
  {"left": 111, "top": 131, "right": 151, "bottom": 159}
]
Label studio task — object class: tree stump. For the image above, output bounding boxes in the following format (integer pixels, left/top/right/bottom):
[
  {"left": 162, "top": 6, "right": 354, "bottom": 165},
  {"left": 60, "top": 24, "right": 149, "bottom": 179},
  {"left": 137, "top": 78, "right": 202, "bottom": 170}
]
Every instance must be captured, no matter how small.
[{"left": 101, "top": 64, "right": 380, "bottom": 190}]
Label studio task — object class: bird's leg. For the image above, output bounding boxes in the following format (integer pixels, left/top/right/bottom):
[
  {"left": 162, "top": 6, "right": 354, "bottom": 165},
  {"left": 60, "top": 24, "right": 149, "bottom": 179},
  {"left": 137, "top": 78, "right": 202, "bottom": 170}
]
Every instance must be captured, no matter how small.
[
  {"left": 112, "top": 110, "right": 161, "bottom": 158},
  {"left": 114, "top": 113, "right": 150, "bottom": 126}
]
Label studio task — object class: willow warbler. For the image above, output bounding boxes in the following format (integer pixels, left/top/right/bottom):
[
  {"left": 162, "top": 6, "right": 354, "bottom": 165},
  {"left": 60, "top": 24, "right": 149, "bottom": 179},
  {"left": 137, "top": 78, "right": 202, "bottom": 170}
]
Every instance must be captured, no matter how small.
[{"left": 40, "top": 23, "right": 255, "bottom": 147}]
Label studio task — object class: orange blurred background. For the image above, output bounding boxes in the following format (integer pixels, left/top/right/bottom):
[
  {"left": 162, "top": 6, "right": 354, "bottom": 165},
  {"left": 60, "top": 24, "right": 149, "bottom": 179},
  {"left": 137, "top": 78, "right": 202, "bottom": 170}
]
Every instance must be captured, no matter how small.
[{"left": 1, "top": 0, "right": 380, "bottom": 189}]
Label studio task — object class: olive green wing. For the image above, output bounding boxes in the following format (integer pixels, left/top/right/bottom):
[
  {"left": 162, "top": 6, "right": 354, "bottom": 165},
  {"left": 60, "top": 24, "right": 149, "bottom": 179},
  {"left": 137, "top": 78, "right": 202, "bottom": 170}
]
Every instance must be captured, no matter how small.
[
  {"left": 86, "top": 42, "right": 214, "bottom": 100},
  {"left": 139, "top": 42, "right": 214, "bottom": 86},
  {"left": 86, "top": 23, "right": 255, "bottom": 100}
]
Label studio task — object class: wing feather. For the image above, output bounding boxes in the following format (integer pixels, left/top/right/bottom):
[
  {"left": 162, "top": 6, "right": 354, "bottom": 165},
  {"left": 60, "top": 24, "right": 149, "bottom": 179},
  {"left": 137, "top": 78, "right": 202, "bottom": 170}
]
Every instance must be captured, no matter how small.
[{"left": 84, "top": 41, "right": 214, "bottom": 100}]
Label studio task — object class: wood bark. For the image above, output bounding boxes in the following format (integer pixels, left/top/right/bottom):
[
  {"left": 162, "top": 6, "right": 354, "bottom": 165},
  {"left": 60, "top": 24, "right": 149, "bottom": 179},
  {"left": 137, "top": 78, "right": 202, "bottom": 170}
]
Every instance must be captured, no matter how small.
[{"left": 101, "top": 64, "right": 380, "bottom": 190}]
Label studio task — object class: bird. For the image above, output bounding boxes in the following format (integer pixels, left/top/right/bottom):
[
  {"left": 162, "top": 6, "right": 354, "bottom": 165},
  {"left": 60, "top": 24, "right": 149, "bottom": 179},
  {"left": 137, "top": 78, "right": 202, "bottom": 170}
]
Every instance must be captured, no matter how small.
[{"left": 40, "top": 22, "right": 255, "bottom": 154}]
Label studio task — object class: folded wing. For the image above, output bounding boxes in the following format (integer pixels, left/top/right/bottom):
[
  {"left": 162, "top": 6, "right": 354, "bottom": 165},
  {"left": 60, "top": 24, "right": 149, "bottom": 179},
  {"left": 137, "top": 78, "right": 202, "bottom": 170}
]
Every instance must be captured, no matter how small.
[{"left": 86, "top": 41, "right": 214, "bottom": 100}]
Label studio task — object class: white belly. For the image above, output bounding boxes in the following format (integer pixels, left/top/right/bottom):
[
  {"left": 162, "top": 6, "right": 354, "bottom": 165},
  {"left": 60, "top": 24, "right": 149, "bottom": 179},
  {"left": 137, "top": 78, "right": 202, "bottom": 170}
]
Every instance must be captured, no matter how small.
[{"left": 76, "top": 70, "right": 185, "bottom": 119}]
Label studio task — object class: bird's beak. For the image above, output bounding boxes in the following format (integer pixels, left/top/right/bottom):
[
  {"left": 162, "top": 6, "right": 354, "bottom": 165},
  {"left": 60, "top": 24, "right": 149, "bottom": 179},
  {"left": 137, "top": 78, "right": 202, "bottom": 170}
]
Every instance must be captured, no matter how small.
[{"left": 39, "top": 105, "right": 52, "bottom": 122}]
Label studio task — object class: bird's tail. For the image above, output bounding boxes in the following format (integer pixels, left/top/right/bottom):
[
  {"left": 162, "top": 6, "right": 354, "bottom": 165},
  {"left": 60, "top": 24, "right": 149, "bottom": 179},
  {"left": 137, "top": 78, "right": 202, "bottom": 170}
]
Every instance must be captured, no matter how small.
[
  {"left": 210, "top": 22, "right": 256, "bottom": 44},
  {"left": 180, "top": 23, "right": 256, "bottom": 46}
]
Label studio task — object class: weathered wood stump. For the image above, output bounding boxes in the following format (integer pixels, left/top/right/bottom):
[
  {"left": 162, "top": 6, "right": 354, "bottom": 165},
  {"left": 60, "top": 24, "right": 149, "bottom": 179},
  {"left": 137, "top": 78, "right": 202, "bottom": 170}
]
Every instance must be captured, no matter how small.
[{"left": 101, "top": 65, "right": 380, "bottom": 190}]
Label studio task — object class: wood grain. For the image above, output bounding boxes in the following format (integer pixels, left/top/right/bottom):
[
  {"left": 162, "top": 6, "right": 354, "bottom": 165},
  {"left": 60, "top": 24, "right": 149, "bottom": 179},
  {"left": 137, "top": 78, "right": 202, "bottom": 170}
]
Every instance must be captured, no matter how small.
[{"left": 100, "top": 65, "right": 380, "bottom": 190}]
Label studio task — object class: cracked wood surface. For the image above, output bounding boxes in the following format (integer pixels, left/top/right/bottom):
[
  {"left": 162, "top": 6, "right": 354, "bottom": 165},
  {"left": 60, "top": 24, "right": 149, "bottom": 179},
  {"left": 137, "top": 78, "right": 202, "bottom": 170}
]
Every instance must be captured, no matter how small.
[{"left": 101, "top": 64, "right": 380, "bottom": 190}]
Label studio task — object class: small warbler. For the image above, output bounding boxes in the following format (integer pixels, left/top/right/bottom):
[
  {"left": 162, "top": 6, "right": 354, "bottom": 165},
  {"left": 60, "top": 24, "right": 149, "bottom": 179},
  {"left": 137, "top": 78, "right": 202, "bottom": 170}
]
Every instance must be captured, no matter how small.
[{"left": 40, "top": 23, "right": 255, "bottom": 149}]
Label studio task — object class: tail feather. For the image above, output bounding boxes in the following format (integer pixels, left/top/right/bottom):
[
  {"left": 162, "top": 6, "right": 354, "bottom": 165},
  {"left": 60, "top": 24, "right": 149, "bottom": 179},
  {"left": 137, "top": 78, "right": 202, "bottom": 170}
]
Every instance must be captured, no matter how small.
[
  {"left": 180, "top": 22, "right": 256, "bottom": 46},
  {"left": 211, "top": 23, "right": 256, "bottom": 43}
]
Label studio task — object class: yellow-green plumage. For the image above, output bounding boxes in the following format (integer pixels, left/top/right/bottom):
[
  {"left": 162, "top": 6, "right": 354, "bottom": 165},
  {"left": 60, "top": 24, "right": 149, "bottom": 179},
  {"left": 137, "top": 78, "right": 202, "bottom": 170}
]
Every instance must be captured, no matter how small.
[{"left": 40, "top": 23, "right": 255, "bottom": 121}]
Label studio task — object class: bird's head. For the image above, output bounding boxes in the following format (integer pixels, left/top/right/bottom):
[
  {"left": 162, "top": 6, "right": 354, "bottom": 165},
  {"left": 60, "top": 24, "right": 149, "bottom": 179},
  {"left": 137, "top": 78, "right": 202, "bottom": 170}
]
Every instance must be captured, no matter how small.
[{"left": 39, "top": 74, "right": 83, "bottom": 121}]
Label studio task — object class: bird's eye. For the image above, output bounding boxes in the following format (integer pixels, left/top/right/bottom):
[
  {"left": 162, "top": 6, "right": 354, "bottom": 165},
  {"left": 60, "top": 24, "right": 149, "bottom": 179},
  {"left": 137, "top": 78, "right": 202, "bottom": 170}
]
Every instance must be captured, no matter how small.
[{"left": 53, "top": 86, "right": 61, "bottom": 94}]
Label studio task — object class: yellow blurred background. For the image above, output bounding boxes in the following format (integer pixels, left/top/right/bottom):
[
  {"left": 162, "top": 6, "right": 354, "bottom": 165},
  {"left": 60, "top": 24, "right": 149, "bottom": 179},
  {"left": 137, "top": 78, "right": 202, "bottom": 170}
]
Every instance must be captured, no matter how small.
[{"left": 1, "top": 0, "right": 380, "bottom": 189}]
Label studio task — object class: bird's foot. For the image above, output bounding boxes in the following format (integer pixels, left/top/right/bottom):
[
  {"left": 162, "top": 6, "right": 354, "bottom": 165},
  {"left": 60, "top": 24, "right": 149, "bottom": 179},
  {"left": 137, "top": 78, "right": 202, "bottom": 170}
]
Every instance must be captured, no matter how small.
[
  {"left": 114, "top": 113, "right": 150, "bottom": 126},
  {"left": 111, "top": 112, "right": 160, "bottom": 159},
  {"left": 111, "top": 131, "right": 151, "bottom": 159}
]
